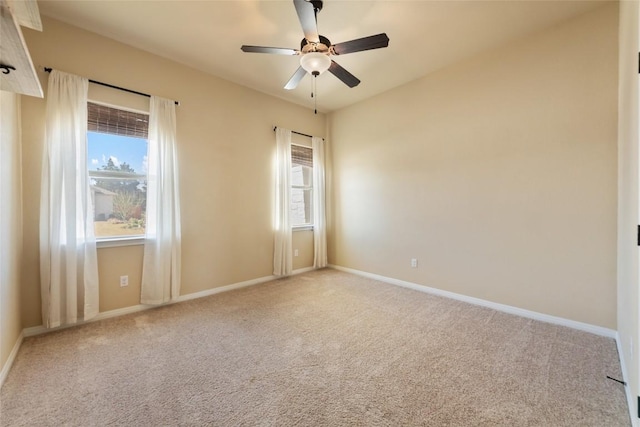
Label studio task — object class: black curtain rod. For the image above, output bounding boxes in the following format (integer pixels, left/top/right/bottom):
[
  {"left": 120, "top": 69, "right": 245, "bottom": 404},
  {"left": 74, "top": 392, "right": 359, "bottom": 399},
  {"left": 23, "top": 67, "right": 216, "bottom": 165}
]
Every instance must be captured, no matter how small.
[
  {"left": 43, "top": 67, "right": 179, "bottom": 106},
  {"left": 272, "top": 126, "right": 323, "bottom": 140}
]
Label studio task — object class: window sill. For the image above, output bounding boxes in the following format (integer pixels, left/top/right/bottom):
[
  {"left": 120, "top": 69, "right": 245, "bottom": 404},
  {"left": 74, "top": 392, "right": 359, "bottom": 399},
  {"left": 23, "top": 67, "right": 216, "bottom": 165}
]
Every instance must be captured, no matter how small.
[
  {"left": 97, "top": 236, "right": 145, "bottom": 248},
  {"left": 293, "top": 225, "right": 314, "bottom": 232}
]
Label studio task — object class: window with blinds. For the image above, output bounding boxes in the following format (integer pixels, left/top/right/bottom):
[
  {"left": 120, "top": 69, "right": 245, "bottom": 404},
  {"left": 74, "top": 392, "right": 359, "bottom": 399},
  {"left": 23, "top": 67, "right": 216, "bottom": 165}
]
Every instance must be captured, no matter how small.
[
  {"left": 291, "top": 144, "right": 313, "bottom": 227},
  {"left": 87, "top": 102, "right": 149, "bottom": 239},
  {"left": 88, "top": 102, "right": 149, "bottom": 138},
  {"left": 291, "top": 144, "right": 313, "bottom": 168}
]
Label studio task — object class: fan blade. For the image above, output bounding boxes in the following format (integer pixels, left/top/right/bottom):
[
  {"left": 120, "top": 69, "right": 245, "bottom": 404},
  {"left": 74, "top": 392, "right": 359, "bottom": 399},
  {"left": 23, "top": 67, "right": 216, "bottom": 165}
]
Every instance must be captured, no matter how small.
[
  {"left": 284, "top": 66, "right": 307, "bottom": 90},
  {"left": 294, "top": 0, "right": 319, "bottom": 43},
  {"left": 241, "top": 45, "right": 299, "bottom": 55},
  {"left": 331, "top": 33, "right": 390, "bottom": 55},
  {"left": 328, "top": 61, "right": 360, "bottom": 88}
]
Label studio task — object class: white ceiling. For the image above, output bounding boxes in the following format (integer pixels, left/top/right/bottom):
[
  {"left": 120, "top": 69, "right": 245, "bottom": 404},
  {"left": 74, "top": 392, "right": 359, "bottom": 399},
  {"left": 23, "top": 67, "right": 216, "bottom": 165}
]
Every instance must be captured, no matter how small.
[{"left": 37, "top": 0, "right": 607, "bottom": 113}]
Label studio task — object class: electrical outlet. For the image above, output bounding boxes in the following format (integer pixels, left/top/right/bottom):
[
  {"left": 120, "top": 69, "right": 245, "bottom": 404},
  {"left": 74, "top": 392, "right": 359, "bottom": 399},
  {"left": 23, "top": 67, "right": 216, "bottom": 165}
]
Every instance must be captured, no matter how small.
[
  {"left": 294, "top": 249, "right": 299, "bottom": 257},
  {"left": 411, "top": 258, "right": 418, "bottom": 268},
  {"left": 120, "top": 275, "right": 129, "bottom": 287}
]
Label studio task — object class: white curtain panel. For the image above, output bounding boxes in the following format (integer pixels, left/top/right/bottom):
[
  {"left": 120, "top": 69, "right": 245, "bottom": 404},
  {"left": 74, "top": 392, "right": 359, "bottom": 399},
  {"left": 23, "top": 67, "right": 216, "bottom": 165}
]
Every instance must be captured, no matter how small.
[
  {"left": 39, "top": 70, "right": 99, "bottom": 328},
  {"left": 312, "top": 136, "right": 327, "bottom": 268},
  {"left": 273, "top": 127, "right": 292, "bottom": 276},
  {"left": 141, "top": 96, "right": 182, "bottom": 305}
]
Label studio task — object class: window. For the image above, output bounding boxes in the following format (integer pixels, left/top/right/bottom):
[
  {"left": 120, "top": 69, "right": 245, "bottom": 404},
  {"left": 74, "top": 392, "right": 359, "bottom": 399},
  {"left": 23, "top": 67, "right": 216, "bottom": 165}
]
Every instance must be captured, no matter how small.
[
  {"left": 291, "top": 144, "right": 313, "bottom": 227},
  {"left": 87, "top": 102, "right": 149, "bottom": 239}
]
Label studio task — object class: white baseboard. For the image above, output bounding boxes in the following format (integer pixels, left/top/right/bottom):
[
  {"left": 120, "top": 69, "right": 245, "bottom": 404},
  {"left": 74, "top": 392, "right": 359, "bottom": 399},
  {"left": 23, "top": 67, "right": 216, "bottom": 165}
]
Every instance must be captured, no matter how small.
[
  {"left": 23, "top": 304, "right": 149, "bottom": 337},
  {"left": 176, "top": 266, "right": 315, "bottom": 302},
  {"left": 176, "top": 275, "right": 276, "bottom": 303},
  {"left": 0, "top": 331, "right": 23, "bottom": 389},
  {"left": 329, "top": 264, "right": 617, "bottom": 338},
  {"left": 292, "top": 266, "right": 317, "bottom": 275},
  {"left": 23, "top": 266, "right": 317, "bottom": 338},
  {"left": 616, "top": 333, "right": 637, "bottom": 427}
]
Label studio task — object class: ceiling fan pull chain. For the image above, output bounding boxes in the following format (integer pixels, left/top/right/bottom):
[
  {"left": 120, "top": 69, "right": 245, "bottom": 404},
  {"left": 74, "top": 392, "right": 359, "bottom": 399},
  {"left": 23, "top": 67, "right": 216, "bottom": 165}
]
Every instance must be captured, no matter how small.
[{"left": 313, "top": 75, "right": 318, "bottom": 114}]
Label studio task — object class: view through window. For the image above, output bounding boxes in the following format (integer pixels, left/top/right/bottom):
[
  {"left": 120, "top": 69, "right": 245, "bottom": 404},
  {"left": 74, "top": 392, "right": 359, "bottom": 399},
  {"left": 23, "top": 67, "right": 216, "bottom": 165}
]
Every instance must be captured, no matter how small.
[
  {"left": 291, "top": 144, "right": 313, "bottom": 227},
  {"left": 87, "top": 102, "right": 149, "bottom": 238}
]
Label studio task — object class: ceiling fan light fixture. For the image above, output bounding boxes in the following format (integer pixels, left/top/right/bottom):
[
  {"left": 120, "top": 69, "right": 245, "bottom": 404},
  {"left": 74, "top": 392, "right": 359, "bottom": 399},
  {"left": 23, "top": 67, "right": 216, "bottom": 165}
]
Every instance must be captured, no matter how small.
[{"left": 300, "top": 52, "right": 331, "bottom": 75}]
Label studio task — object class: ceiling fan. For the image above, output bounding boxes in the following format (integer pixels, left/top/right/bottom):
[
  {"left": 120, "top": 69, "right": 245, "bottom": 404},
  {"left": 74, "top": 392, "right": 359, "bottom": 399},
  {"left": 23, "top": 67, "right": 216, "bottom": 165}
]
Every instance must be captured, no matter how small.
[{"left": 240, "top": 0, "right": 389, "bottom": 91}]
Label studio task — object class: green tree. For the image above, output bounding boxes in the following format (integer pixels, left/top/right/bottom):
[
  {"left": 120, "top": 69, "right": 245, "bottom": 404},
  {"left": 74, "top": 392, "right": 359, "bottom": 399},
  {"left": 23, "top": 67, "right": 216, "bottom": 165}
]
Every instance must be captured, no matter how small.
[
  {"left": 92, "top": 159, "right": 146, "bottom": 221},
  {"left": 94, "top": 158, "right": 141, "bottom": 194},
  {"left": 112, "top": 191, "right": 142, "bottom": 221}
]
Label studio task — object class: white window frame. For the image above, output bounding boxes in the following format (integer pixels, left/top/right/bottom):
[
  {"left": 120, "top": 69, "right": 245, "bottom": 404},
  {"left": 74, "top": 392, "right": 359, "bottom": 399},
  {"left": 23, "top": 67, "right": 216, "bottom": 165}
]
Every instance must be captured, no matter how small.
[
  {"left": 87, "top": 101, "right": 149, "bottom": 248},
  {"left": 290, "top": 142, "right": 314, "bottom": 231}
]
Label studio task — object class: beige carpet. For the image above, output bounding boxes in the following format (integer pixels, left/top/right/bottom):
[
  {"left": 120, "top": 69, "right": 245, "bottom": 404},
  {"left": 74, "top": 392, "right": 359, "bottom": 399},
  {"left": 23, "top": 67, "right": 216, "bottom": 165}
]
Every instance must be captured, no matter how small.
[{"left": 0, "top": 269, "right": 630, "bottom": 426}]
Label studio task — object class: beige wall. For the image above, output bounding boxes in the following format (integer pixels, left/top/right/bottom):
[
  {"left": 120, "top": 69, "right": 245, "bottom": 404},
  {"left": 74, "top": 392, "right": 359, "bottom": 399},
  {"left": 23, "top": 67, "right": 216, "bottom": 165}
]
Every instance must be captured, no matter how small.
[
  {"left": 20, "top": 17, "right": 324, "bottom": 328},
  {"left": 293, "top": 230, "right": 314, "bottom": 270},
  {"left": 617, "top": 0, "right": 640, "bottom": 419},
  {"left": 0, "top": 91, "right": 23, "bottom": 372},
  {"left": 98, "top": 245, "right": 144, "bottom": 312},
  {"left": 328, "top": 4, "right": 618, "bottom": 328}
]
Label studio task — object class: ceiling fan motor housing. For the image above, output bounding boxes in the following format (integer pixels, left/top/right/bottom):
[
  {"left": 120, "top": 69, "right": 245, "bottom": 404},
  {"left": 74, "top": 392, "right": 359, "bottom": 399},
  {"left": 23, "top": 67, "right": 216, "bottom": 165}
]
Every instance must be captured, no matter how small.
[
  {"left": 301, "top": 35, "right": 331, "bottom": 54},
  {"left": 309, "top": 0, "right": 323, "bottom": 13}
]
